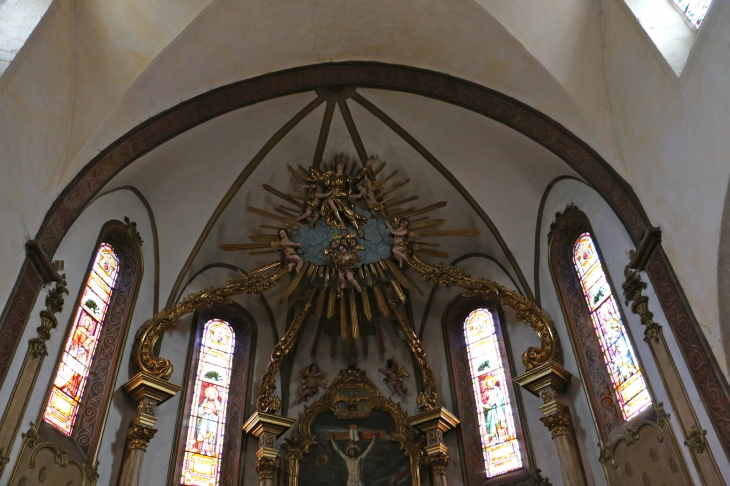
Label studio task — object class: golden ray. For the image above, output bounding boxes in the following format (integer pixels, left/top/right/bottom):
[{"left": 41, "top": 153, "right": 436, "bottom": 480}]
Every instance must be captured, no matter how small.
[
  {"left": 284, "top": 262, "right": 310, "bottom": 297},
  {"left": 390, "top": 279, "right": 407, "bottom": 303},
  {"left": 275, "top": 206, "right": 299, "bottom": 218},
  {"left": 249, "top": 249, "right": 277, "bottom": 256},
  {"left": 289, "top": 193, "right": 305, "bottom": 201},
  {"left": 409, "top": 219, "right": 444, "bottom": 230},
  {"left": 361, "top": 287, "right": 372, "bottom": 321},
  {"left": 390, "top": 201, "right": 446, "bottom": 219},
  {"left": 383, "top": 195, "right": 419, "bottom": 207},
  {"left": 248, "top": 235, "right": 279, "bottom": 242},
  {"left": 315, "top": 287, "right": 327, "bottom": 319},
  {"left": 327, "top": 287, "right": 336, "bottom": 319},
  {"left": 249, "top": 261, "right": 281, "bottom": 275},
  {"left": 248, "top": 206, "right": 300, "bottom": 226},
  {"left": 372, "top": 284, "right": 389, "bottom": 317},
  {"left": 375, "top": 170, "right": 397, "bottom": 188},
  {"left": 377, "top": 178, "right": 410, "bottom": 197},
  {"left": 373, "top": 161, "right": 386, "bottom": 178},
  {"left": 363, "top": 264, "right": 373, "bottom": 286},
  {"left": 418, "top": 229, "right": 479, "bottom": 237},
  {"left": 415, "top": 248, "right": 449, "bottom": 259},
  {"left": 410, "top": 216, "right": 429, "bottom": 223},
  {"left": 317, "top": 265, "right": 324, "bottom": 279},
  {"left": 340, "top": 296, "right": 348, "bottom": 339},
  {"left": 287, "top": 164, "right": 306, "bottom": 185},
  {"left": 349, "top": 289, "right": 359, "bottom": 339},
  {"left": 383, "top": 258, "right": 410, "bottom": 289},
  {"left": 259, "top": 224, "right": 284, "bottom": 230},
  {"left": 414, "top": 240, "right": 440, "bottom": 247},
  {"left": 220, "top": 243, "right": 270, "bottom": 251},
  {"left": 263, "top": 184, "right": 304, "bottom": 208},
  {"left": 371, "top": 262, "right": 386, "bottom": 281}
]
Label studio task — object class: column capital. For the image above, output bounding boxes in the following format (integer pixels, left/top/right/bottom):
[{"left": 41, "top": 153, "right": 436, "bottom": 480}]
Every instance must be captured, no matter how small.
[
  {"left": 540, "top": 408, "right": 571, "bottom": 438},
  {"left": 126, "top": 424, "right": 157, "bottom": 451},
  {"left": 122, "top": 372, "right": 180, "bottom": 404},
  {"left": 408, "top": 407, "right": 460, "bottom": 457},
  {"left": 254, "top": 457, "right": 279, "bottom": 480}
]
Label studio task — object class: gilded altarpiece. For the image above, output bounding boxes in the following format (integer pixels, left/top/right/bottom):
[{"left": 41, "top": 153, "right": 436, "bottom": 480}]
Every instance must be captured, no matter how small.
[
  {"left": 549, "top": 205, "right": 691, "bottom": 486},
  {"left": 282, "top": 367, "right": 423, "bottom": 486}
]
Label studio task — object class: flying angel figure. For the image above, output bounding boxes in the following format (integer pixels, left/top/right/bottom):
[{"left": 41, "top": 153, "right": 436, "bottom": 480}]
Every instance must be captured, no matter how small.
[{"left": 378, "top": 358, "right": 409, "bottom": 402}]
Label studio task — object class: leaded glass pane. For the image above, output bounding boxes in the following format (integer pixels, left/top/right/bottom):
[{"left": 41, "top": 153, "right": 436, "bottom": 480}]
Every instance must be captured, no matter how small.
[
  {"left": 181, "top": 319, "right": 236, "bottom": 486},
  {"left": 573, "top": 233, "right": 652, "bottom": 421},
  {"left": 672, "top": 0, "right": 712, "bottom": 28},
  {"left": 464, "top": 308, "right": 522, "bottom": 478},
  {"left": 44, "top": 243, "right": 119, "bottom": 435}
]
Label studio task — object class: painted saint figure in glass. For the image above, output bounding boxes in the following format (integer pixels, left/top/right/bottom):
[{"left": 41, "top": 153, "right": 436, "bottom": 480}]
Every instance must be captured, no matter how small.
[
  {"left": 464, "top": 308, "right": 521, "bottom": 478},
  {"left": 572, "top": 233, "right": 651, "bottom": 421},
  {"left": 181, "top": 319, "right": 235, "bottom": 486},
  {"left": 44, "top": 243, "right": 119, "bottom": 435},
  {"left": 672, "top": 0, "right": 712, "bottom": 28}
]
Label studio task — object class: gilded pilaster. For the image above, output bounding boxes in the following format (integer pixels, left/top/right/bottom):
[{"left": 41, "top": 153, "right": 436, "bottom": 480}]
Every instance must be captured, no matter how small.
[
  {"left": 243, "top": 411, "right": 295, "bottom": 486},
  {"left": 407, "top": 407, "right": 459, "bottom": 486},
  {"left": 0, "top": 278, "right": 67, "bottom": 476},
  {"left": 622, "top": 267, "right": 724, "bottom": 484},
  {"left": 515, "top": 361, "right": 587, "bottom": 486},
  {"left": 118, "top": 372, "right": 179, "bottom": 486}
]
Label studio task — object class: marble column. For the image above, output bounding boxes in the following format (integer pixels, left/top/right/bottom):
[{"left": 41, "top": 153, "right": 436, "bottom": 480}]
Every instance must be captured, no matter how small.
[
  {"left": 408, "top": 407, "right": 460, "bottom": 486},
  {"left": 119, "top": 372, "right": 180, "bottom": 486},
  {"left": 0, "top": 279, "right": 66, "bottom": 475},
  {"left": 515, "top": 361, "right": 588, "bottom": 486},
  {"left": 243, "top": 411, "right": 295, "bottom": 486}
]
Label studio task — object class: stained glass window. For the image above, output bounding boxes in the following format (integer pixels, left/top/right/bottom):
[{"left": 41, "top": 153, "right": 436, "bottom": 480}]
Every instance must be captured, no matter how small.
[
  {"left": 672, "top": 0, "right": 712, "bottom": 28},
  {"left": 181, "top": 319, "right": 235, "bottom": 486},
  {"left": 44, "top": 243, "right": 120, "bottom": 435},
  {"left": 464, "top": 308, "right": 521, "bottom": 478},
  {"left": 573, "top": 233, "right": 652, "bottom": 421}
]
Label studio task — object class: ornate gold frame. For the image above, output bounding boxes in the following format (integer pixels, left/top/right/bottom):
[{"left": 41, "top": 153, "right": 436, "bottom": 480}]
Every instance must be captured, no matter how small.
[{"left": 281, "top": 366, "right": 423, "bottom": 486}]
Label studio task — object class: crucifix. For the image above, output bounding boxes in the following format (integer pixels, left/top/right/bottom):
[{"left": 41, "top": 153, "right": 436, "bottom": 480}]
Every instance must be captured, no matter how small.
[{"left": 325, "top": 425, "right": 386, "bottom": 486}]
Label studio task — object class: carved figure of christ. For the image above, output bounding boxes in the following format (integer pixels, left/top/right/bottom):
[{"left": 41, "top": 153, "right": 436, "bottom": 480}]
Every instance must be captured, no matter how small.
[{"left": 326, "top": 425, "right": 385, "bottom": 486}]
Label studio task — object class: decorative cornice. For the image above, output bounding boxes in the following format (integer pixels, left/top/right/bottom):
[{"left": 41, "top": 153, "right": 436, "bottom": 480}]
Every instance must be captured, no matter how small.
[
  {"left": 628, "top": 227, "right": 661, "bottom": 271},
  {"left": 24, "top": 240, "right": 62, "bottom": 284}
]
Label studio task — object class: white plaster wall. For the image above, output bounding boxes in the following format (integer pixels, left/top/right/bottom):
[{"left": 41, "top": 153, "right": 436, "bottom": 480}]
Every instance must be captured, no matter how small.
[
  {"left": 0, "top": 189, "right": 155, "bottom": 485},
  {"left": 602, "top": 0, "right": 730, "bottom": 377}
]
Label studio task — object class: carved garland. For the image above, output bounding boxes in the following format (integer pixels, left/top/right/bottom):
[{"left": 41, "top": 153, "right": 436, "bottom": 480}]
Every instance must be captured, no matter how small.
[{"left": 281, "top": 366, "right": 423, "bottom": 486}]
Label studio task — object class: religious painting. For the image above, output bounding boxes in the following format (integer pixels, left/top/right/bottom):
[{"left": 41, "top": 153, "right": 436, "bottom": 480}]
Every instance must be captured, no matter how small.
[{"left": 299, "top": 410, "right": 410, "bottom": 486}]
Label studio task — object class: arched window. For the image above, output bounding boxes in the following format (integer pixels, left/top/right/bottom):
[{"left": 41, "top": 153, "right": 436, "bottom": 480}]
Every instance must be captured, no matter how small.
[
  {"left": 172, "top": 304, "right": 255, "bottom": 486},
  {"left": 464, "top": 308, "right": 521, "bottom": 477},
  {"left": 444, "top": 296, "right": 533, "bottom": 485},
  {"left": 181, "top": 319, "right": 235, "bottom": 486},
  {"left": 549, "top": 205, "right": 654, "bottom": 441},
  {"left": 44, "top": 243, "right": 120, "bottom": 434},
  {"left": 572, "top": 233, "right": 651, "bottom": 420},
  {"left": 39, "top": 220, "right": 143, "bottom": 463}
]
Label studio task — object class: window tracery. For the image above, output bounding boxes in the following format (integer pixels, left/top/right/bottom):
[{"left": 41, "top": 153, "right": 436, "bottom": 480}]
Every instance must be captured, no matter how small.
[{"left": 43, "top": 243, "right": 119, "bottom": 435}]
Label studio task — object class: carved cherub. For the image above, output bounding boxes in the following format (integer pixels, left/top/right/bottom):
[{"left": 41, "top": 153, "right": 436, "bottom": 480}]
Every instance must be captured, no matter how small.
[
  {"left": 351, "top": 175, "right": 383, "bottom": 218},
  {"left": 277, "top": 228, "right": 304, "bottom": 273},
  {"left": 331, "top": 245, "right": 362, "bottom": 293},
  {"left": 293, "top": 363, "right": 328, "bottom": 405},
  {"left": 378, "top": 358, "right": 409, "bottom": 402},
  {"left": 385, "top": 218, "right": 410, "bottom": 268},
  {"left": 297, "top": 184, "right": 332, "bottom": 227}
]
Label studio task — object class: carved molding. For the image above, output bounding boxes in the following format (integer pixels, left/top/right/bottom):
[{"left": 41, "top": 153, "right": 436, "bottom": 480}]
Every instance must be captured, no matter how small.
[{"left": 126, "top": 424, "right": 157, "bottom": 451}]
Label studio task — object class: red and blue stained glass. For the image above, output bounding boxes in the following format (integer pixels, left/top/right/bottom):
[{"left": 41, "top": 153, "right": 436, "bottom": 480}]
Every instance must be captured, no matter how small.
[
  {"left": 573, "top": 233, "right": 651, "bottom": 421},
  {"left": 672, "top": 0, "right": 712, "bottom": 28},
  {"left": 464, "top": 308, "right": 522, "bottom": 478},
  {"left": 44, "top": 243, "right": 119, "bottom": 435},
  {"left": 182, "top": 319, "right": 235, "bottom": 486}
]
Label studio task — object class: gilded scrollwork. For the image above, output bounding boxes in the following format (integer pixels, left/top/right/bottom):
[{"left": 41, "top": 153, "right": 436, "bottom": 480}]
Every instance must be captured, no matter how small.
[
  {"left": 622, "top": 267, "right": 663, "bottom": 343},
  {"left": 127, "top": 424, "right": 157, "bottom": 451},
  {"left": 254, "top": 457, "right": 280, "bottom": 480},
  {"left": 283, "top": 366, "right": 422, "bottom": 486},
  {"left": 408, "top": 254, "right": 562, "bottom": 370},
  {"left": 132, "top": 265, "right": 288, "bottom": 380},
  {"left": 540, "top": 409, "right": 571, "bottom": 438},
  {"left": 684, "top": 426, "right": 708, "bottom": 454}
]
